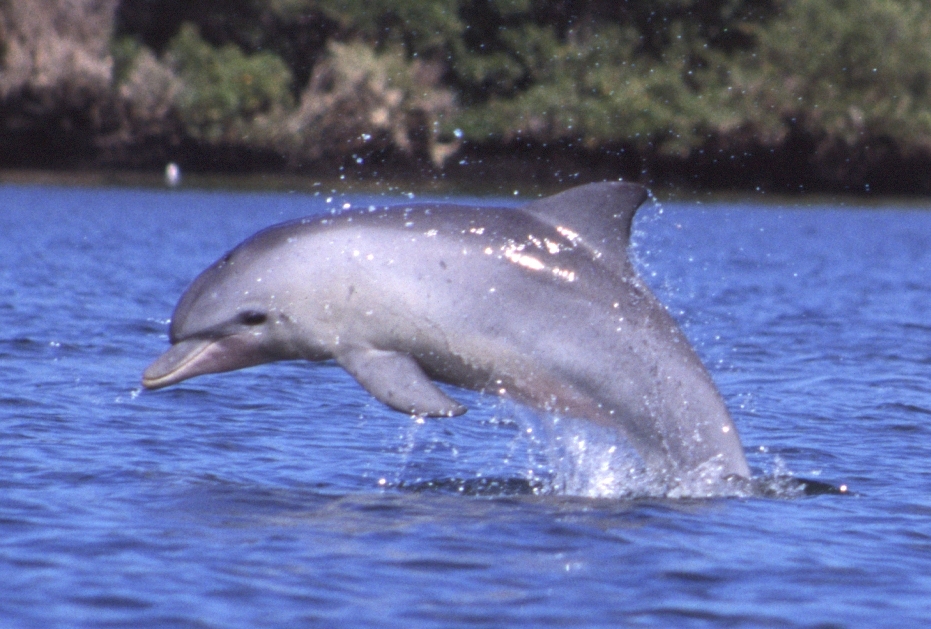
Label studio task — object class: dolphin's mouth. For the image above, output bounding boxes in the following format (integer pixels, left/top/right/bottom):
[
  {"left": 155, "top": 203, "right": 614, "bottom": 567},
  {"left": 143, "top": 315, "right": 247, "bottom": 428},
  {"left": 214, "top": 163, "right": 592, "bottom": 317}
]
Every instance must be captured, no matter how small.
[
  {"left": 142, "top": 338, "right": 217, "bottom": 389},
  {"left": 142, "top": 335, "right": 264, "bottom": 389}
]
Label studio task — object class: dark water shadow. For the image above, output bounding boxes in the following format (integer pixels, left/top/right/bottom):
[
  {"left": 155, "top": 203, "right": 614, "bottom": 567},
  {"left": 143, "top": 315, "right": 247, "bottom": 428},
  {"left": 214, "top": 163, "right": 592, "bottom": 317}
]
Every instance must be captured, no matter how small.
[{"left": 391, "top": 475, "right": 851, "bottom": 499}]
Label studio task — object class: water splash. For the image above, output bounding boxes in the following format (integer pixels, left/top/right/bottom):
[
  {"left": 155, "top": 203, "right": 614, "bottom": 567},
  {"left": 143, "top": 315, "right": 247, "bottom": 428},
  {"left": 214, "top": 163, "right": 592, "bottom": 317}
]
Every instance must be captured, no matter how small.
[
  {"left": 508, "top": 407, "right": 770, "bottom": 499},
  {"left": 389, "top": 401, "right": 849, "bottom": 500}
]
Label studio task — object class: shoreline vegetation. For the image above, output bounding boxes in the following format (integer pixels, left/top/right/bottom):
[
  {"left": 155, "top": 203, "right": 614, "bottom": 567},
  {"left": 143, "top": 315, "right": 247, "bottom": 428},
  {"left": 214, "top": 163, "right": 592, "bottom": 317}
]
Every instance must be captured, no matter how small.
[{"left": 2, "top": 0, "right": 931, "bottom": 195}]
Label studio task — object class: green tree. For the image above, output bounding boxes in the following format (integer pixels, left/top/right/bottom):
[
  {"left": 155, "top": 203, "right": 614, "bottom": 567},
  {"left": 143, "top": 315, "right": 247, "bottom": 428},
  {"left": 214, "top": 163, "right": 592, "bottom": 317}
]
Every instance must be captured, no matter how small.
[
  {"left": 743, "top": 0, "right": 931, "bottom": 149},
  {"left": 166, "top": 23, "right": 294, "bottom": 142}
]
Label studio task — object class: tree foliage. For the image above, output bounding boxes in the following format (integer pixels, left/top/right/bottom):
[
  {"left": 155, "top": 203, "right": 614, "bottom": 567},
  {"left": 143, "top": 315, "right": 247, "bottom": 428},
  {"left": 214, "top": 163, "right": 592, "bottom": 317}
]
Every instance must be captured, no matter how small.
[
  {"left": 166, "top": 24, "right": 294, "bottom": 142},
  {"left": 745, "top": 0, "right": 931, "bottom": 149},
  {"left": 4, "top": 0, "right": 931, "bottom": 189},
  {"left": 103, "top": 0, "right": 931, "bottom": 156}
]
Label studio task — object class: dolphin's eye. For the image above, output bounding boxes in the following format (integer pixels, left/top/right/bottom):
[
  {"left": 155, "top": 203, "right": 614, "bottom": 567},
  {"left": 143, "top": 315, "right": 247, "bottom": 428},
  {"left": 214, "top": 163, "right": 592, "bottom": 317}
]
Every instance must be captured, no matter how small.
[{"left": 238, "top": 311, "right": 267, "bottom": 326}]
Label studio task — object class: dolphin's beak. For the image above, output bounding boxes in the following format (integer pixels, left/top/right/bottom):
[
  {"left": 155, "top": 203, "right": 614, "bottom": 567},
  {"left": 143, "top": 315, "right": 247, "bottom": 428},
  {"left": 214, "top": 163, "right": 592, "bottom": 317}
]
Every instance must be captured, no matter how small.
[{"left": 142, "top": 335, "right": 265, "bottom": 389}]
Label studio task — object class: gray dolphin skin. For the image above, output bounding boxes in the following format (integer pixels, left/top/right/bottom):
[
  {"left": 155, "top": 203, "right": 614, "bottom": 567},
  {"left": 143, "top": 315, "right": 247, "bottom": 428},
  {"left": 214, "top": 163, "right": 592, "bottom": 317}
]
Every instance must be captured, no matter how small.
[{"left": 143, "top": 182, "right": 750, "bottom": 482}]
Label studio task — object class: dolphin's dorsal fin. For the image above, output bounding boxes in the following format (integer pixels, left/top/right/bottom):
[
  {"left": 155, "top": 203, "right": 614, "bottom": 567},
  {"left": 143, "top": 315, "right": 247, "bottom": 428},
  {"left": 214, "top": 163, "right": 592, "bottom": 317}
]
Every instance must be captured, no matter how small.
[
  {"left": 522, "top": 181, "right": 648, "bottom": 270},
  {"left": 335, "top": 347, "right": 467, "bottom": 417}
]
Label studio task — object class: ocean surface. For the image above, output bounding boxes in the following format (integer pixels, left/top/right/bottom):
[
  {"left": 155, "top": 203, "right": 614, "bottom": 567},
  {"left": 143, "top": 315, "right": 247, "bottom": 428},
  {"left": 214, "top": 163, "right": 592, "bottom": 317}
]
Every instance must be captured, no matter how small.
[{"left": 2, "top": 183, "right": 930, "bottom": 628}]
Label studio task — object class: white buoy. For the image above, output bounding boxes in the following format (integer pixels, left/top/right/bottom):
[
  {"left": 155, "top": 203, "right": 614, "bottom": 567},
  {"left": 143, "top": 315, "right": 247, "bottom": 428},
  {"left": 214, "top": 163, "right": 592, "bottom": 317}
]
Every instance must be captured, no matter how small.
[{"left": 165, "top": 162, "right": 181, "bottom": 187}]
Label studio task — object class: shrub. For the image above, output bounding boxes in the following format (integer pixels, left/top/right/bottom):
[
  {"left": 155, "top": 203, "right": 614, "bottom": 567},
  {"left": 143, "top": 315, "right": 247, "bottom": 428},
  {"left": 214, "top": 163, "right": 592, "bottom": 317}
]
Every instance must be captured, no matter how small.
[
  {"left": 742, "top": 0, "right": 931, "bottom": 150},
  {"left": 277, "top": 40, "right": 456, "bottom": 166},
  {"left": 166, "top": 23, "right": 294, "bottom": 142}
]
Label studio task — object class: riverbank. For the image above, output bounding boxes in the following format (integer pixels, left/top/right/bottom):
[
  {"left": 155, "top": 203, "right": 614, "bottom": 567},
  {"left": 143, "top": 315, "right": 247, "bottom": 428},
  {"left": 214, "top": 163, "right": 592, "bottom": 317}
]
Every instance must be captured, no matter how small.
[
  {"left": 7, "top": 165, "right": 931, "bottom": 209},
  {"left": 4, "top": 0, "right": 931, "bottom": 195}
]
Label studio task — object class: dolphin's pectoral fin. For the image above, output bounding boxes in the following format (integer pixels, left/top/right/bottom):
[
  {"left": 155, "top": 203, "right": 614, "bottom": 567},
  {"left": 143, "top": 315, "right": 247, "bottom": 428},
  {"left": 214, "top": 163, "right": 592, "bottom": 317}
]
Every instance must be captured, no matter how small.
[{"left": 336, "top": 348, "right": 467, "bottom": 417}]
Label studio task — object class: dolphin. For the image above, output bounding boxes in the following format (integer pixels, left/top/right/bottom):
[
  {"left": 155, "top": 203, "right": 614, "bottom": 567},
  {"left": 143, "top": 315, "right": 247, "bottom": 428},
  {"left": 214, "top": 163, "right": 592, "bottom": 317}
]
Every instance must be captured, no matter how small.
[{"left": 143, "top": 182, "right": 750, "bottom": 481}]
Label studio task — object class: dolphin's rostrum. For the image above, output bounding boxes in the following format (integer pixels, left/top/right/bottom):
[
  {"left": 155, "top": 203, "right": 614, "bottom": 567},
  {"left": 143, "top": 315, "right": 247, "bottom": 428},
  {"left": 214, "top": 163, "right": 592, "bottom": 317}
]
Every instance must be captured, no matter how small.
[{"left": 143, "top": 182, "right": 751, "bottom": 482}]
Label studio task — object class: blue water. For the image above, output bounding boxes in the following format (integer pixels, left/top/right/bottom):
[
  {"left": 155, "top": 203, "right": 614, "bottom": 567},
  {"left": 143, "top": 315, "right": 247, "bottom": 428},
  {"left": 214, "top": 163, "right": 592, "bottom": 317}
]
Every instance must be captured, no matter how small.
[{"left": 2, "top": 183, "right": 931, "bottom": 627}]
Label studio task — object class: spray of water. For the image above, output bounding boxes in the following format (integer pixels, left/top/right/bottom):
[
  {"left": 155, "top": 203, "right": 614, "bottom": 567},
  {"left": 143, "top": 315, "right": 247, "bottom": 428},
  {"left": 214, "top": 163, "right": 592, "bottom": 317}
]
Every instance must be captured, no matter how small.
[{"left": 388, "top": 398, "right": 847, "bottom": 499}]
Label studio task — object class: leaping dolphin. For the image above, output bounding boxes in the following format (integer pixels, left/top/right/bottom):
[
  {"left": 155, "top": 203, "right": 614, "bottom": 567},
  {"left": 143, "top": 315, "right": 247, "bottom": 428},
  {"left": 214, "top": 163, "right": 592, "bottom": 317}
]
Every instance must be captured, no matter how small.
[{"left": 143, "top": 182, "right": 750, "bottom": 481}]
